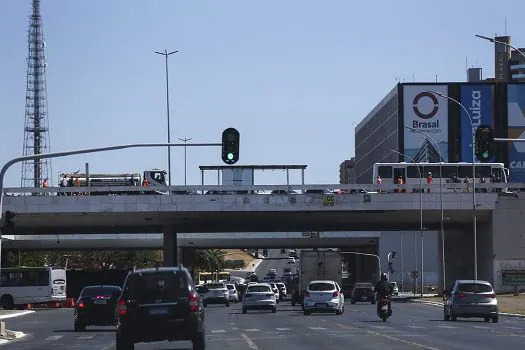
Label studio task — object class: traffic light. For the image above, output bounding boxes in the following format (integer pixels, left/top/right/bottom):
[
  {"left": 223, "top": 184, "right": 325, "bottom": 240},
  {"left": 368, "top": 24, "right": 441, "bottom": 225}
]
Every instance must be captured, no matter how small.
[
  {"left": 4, "top": 211, "right": 16, "bottom": 228},
  {"left": 391, "top": 251, "right": 396, "bottom": 259},
  {"left": 388, "top": 261, "right": 393, "bottom": 273},
  {"left": 475, "top": 125, "right": 494, "bottom": 162},
  {"left": 221, "top": 128, "right": 240, "bottom": 165}
]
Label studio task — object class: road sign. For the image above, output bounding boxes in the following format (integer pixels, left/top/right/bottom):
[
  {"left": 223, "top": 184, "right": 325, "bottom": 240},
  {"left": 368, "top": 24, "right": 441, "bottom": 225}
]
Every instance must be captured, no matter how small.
[{"left": 410, "top": 271, "right": 419, "bottom": 279}]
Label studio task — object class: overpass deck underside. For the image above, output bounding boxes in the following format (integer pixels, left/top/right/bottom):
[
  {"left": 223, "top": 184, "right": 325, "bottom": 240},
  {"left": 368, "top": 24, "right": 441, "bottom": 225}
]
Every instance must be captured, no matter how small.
[
  {"left": 2, "top": 210, "right": 491, "bottom": 234},
  {"left": 2, "top": 192, "right": 497, "bottom": 234}
]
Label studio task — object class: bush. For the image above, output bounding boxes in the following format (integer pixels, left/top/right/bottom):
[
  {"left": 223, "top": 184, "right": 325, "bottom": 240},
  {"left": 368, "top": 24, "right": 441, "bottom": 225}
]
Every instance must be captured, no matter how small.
[{"left": 223, "top": 259, "right": 245, "bottom": 269}]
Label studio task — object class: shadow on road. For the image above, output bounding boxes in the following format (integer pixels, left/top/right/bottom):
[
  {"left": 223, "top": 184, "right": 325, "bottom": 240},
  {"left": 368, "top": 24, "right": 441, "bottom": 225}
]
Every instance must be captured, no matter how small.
[{"left": 54, "top": 328, "right": 115, "bottom": 333}]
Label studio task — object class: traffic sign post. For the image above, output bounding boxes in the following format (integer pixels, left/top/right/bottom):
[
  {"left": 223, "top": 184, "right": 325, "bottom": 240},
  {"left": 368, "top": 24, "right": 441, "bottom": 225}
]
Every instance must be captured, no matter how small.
[{"left": 411, "top": 271, "right": 419, "bottom": 296}]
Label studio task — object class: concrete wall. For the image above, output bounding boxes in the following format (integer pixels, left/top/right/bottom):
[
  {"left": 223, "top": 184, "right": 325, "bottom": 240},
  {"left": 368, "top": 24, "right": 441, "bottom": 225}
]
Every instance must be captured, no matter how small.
[
  {"left": 492, "top": 196, "right": 525, "bottom": 292},
  {"left": 379, "top": 231, "right": 439, "bottom": 292}
]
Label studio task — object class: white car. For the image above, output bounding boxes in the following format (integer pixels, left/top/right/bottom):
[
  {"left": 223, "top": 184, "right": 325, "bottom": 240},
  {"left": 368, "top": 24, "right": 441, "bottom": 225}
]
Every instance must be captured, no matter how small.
[
  {"left": 269, "top": 283, "right": 280, "bottom": 303},
  {"left": 225, "top": 283, "right": 239, "bottom": 302},
  {"left": 390, "top": 282, "right": 399, "bottom": 296},
  {"left": 242, "top": 283, "right": 277, "bottom": 314},
  {"left": 288, "top": 257, "right": 295, "bottom": 264},
  {"left": 303, "top": 280, "right": 344, "bottom": 315}
]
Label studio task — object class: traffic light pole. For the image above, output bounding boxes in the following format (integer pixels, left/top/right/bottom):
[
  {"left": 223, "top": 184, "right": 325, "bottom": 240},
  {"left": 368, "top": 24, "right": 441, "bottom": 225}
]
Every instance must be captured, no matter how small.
[
  {"left": 387, "top": 252, "right": 392, "bottom": 281},
  {"left": 494, "top": 138, "right": 525, "bottom": 142}
]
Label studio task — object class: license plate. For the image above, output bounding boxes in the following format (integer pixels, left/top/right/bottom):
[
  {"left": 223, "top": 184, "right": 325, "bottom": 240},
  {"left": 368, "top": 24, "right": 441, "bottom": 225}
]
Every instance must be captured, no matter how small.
[
  {"left": 361, "top": 296, "right": 367, "bottom": 300},
  {"left": 315, "top": 303, "right": 328, "bottom": 307},
  {"left": 94, "top": 300, "right": 107, "bottom": 304},
  {"left": 148, "top": 307, "right": 168, "bottom": 316},
  {"left": 381, "top": 306, "right": 388, "bottom": 311}
]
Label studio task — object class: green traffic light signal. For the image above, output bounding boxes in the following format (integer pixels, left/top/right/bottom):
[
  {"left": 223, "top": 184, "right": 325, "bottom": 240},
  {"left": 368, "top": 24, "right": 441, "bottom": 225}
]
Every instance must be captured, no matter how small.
[
  {"left": 474, "top": 125, "right": 494, "bottom": 162},
  {"left": 221, "top": 128, "right": 240, "bottom": 164}
]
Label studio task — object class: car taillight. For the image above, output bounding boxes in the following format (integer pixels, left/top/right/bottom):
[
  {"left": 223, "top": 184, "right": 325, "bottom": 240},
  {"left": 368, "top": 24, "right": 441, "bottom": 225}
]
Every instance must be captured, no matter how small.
[
  {"left": 304, "top": 291, "right": 310, "bottom": 298},
  {"left": 455, "top": 293, "right": 464, "bottom": 298},
  {"left": 117, "top": 299, "right": 127, "bottom": 316},
  {"left": 189, "top": 292, "right": 199, "bottom": 313},
  {"left": 489, "top": 293, "right": 496, "bottom": 298},
  {"left": 333, "top": 291, "right": 339, "bottom": 297},
  {"left": 77, "top": 301, "right": 85, "bottom": 309}
]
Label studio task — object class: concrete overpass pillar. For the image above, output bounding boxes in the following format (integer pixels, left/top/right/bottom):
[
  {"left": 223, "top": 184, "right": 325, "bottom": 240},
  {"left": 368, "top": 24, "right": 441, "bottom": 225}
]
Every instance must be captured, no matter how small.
[{"left": 163, "top": 226, "right": 179, "bottom": 267}]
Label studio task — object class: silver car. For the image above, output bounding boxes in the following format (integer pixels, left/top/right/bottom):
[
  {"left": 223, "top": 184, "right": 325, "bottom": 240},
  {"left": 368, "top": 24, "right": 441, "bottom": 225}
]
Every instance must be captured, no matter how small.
[
  {"left": 242, "top": 283, "right": 277, "bottom": 314},
  {"left": 203, "top": 282, "right": 230, "bottom": 307},
  {"left": 443, "top": 280, "right": 498, "bottom": 323}
]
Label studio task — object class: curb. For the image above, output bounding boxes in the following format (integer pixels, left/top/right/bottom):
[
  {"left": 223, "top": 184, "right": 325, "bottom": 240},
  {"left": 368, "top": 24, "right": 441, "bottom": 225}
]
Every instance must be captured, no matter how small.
[
  {"left": 0, "top": 331, "right": 27, "bottom": 345},
  {"left": 411, "top": 299, "right": 525, "bottom": 318},
  {"left": 0, "top": 311, "right": 35, "bottom": 320}
]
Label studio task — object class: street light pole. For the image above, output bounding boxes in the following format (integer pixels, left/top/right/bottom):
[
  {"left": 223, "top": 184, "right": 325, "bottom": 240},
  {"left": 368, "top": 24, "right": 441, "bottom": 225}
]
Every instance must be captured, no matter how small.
[
  {"left": 403, "top": 126, "right": 444, "bottom": 294},
  {"left": 178, "top": 137, "right": 192, "bottom": 186},
  {"left": 429, "top": 91, "right": 478, "bottom": 281},
  {"left": 155, "top": 49, "right": 179, "bottom": 193},
  {"left": 390, "top": 149, "right": 423, "bottom": 296},
  {"left": 342, "top": 251, "right": 382, "bottom": 282},
  {"left": 475, "top": 35, "right": 525, "bottom": 60}
]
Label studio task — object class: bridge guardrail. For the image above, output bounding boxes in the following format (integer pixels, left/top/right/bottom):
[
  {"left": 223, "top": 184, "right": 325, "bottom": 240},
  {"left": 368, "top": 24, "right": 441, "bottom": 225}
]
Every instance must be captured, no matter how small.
[{"left": 0, "top": 182, "right": 517, "bottom": 195}]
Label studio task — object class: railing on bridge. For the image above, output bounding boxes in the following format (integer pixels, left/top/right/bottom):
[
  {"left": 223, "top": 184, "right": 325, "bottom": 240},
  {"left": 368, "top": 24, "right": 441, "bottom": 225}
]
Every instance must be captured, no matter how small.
[{"left": 1, "top": 182, "right": 519, "bottom": 196}]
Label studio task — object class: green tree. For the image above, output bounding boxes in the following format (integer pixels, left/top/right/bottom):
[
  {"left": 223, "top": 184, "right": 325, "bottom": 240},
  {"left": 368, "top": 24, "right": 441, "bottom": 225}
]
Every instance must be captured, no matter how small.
[{"left": 194, "top": 249, "right": 225, "bottom": 271}]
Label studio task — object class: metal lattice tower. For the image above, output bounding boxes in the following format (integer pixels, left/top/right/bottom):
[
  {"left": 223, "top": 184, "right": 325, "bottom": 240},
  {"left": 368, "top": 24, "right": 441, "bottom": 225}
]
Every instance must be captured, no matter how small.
[{"left": 21, "top": 0, "right": 52, "bottom": 188}]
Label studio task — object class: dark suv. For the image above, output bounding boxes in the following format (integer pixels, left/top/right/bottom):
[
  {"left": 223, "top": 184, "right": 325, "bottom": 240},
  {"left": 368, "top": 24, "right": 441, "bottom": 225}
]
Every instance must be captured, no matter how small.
[
  {"left": 115, "top": 267, "right": 206, "bottom": 350},
  {"left": 350, "top": 282, "right": 375, "bottom": 304}
]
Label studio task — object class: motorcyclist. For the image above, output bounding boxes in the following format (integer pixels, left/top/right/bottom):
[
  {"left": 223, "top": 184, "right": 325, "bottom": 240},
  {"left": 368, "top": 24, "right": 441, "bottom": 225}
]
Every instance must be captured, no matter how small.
[{"left": 374, "top": 273, "right": 393, "bottom": 316}]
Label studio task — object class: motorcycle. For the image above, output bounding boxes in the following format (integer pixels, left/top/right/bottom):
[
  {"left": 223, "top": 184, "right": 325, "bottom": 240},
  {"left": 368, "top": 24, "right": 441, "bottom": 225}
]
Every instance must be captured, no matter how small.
[{"left": 377, "top": 296, "right": 391, "bottom": 322}]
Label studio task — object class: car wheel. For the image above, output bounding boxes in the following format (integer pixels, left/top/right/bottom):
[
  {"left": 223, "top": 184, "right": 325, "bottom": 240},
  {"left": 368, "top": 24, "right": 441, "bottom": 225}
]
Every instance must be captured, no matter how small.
[
  {"left": 242, "top": 308, "right": 247, "bottom": 314},
  {"left": 444, "top": 313, "right": 450, "bottom": 321},
  {"left": 74, "top": 321, "right": 85, "bottom": 332},
  {"left": 192, "top": 331, "right": 205, "bottom": 350},
  {"left": 492, "top": 316, "right": 499, "bottom": 323},
  {"left": 451, "top": 314, "right": 457, "bottom": 321},
  {"left": 484, "top": 317, "right": 490, "bottom": 322},
  {"left": 116, "top": 335, "right": 134, "bottom": 350},
  {"left": 303, "top": 310, "right": 311, "bottom": 316},
  {"left": 272, "top": 307, "right": 276, "bottom": 313},
  {"left": 371, "top": 300, "right": 376, "bottom": 305}
]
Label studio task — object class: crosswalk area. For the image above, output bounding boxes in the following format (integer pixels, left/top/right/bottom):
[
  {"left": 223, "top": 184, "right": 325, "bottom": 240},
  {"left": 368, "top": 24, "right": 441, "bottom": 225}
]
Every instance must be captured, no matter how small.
[{"left": 208, "top": 322, "right": 525, "bottom": 335}]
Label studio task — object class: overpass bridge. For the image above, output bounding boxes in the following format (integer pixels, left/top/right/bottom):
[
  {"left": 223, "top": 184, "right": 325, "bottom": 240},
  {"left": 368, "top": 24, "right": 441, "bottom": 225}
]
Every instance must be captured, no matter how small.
[
  {"left": 1, "top": 231, "right": 381, "bottom": 250},
  {"left": 1, "top": 183, "right": 501, "bottom": 234},
  {"left": 2, "top": 182, "right": 525, "bottom": 294}
]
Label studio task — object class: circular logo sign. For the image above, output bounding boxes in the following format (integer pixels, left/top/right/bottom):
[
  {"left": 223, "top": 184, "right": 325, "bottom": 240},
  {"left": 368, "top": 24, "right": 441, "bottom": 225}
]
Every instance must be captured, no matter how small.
[{"left": 412, "top": 92, "right": 439, "bottom": 120}]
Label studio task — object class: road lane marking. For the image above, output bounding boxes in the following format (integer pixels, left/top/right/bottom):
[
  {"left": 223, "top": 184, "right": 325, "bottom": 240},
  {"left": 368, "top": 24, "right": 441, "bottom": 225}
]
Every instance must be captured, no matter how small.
[
  {"left": 0, "top": 310, "right": 35, "bottom": 320},
  {"left": 44, "top": 335, "right": 63, "bottom": 341},
  {"left": 337, "top": 324, "right": 440, "bottom": 350},
  {"left": 436, "top": 325, "right": 457, "bottom": 329},
  {"left": 407, "top": 325, "right": 425, "bottom": 329},
  {"left": 240, "top": 332, "right": 259, "bottom": 349},
  {"left": 211, "top": 329, "right": 226, "bottom": 334},
  {"left": 77, "top": 335, "right": 93, "bottom": 339},
  {"left": 308, "top": 327, "right": 326, "bottom": 330},
  {"left": 472, "top": 325, "right": 490, "bottom": 329},
  {"left": 243, "top": 329, "right": 259, "bottom": 332},
  {"left": 275, "top": 328, "right": 292, "bottom": 331}
]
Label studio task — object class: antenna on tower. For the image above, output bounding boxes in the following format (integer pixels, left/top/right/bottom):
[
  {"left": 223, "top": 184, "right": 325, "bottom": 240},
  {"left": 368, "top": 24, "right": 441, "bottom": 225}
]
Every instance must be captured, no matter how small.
[{"left": 21, "top": 0, "right": 53, "bottom": 188}]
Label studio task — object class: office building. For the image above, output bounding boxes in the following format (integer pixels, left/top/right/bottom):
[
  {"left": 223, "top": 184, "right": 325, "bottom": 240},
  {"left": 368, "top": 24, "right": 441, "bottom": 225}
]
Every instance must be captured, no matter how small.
[{"left": 339, "top": 158, "right": 356, "bottom": 184}]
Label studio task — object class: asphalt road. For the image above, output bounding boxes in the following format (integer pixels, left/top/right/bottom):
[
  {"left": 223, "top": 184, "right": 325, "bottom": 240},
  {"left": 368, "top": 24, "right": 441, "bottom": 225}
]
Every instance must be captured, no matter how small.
[
  {"left": 4, "top": 250, "right": 525, "bottom": 349},
  {"left": 3, "top": 300, "right": 525, "bottom": 349}
]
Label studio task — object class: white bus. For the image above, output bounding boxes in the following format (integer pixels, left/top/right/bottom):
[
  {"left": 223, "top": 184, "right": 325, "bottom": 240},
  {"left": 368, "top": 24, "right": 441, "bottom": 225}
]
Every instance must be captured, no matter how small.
[
  {"left": 372, "top": 162, "right": 509, "bottom": 192},
  {"left": 0, "top": 267, "right": 67, "bottom": 309}
]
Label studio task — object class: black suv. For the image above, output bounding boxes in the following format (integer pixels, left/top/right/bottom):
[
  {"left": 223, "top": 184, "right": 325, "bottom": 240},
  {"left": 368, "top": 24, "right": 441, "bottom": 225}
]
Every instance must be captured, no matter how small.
[
  {"left": 74, "top": 285, "right": 122, "bottom": 331},
  {"left": 115, "top": 267, "right": 206, "bottom": 350}
]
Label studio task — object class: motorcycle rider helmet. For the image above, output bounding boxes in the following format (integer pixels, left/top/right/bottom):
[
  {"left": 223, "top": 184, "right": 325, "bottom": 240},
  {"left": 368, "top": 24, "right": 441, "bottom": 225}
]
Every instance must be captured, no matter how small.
[{"left": 381, "top": 273, "right": 388, "bottom": 281}]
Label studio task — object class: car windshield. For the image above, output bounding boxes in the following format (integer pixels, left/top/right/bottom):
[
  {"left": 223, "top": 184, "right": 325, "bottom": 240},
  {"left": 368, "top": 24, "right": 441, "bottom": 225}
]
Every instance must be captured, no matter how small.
[
  {"left": 81, "top": 286, "right": 121, "bottom": 298},
  {"left": 207, "top": 283, "right": 225, "bottom": 290},
  {"left": 457, "top": 283, "right": 493, "bottom": 293},
  {"left": 276, "top": 283, "right": 285, "bottom": 288},
  {"left": 225, "top": 284, "right": 235, "bottom": 290},
  {"left": 124, "top": 271, "right": 187, "bottom": 303},
  {"left": 309, "top": 282, "right": 335, "bottom": 291},
  {"left": 247, "top": 285, "right": 271, "bottom": 293}
]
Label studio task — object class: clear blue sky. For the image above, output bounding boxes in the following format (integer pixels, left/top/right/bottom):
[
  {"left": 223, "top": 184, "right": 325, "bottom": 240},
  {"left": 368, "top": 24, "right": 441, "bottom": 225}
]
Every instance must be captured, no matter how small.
[{"left": 1, "top": 0, "right": 523, "bottom": 187}]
